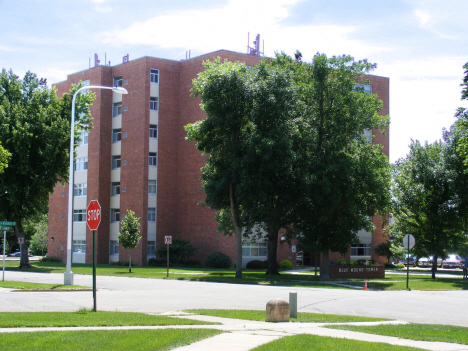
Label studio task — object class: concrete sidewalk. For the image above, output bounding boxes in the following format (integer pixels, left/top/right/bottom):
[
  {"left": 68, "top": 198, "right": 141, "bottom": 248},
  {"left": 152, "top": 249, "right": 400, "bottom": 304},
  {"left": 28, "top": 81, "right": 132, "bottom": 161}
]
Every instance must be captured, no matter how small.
[{"left": 1, "top": 313, "right": 467, "bottom": 351}]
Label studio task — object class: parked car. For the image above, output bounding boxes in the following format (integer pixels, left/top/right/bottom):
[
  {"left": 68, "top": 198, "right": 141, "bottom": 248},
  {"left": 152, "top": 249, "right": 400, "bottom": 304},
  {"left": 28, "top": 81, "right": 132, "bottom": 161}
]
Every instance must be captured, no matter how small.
[
  {"left": 399, "top": 254, "right": 416, "bottom": 266},
  {"left": 418, "top": 256, "right": 443, "bottom": 267},
  {"left": 442, "top": 254, "right": 464, "bottom": 269},
  {"left": 8, "top": 251, "right": 21, "bottom": 257},
  {"left": 418, "top": 257, "right": 431, "bottom": 267}
]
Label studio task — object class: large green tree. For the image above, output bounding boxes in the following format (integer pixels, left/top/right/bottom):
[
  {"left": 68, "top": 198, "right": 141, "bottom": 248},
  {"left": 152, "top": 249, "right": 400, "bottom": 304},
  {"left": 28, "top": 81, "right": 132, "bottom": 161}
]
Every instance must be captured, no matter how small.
[
  {"left": 279, "top": 53, "right": 391, "bottom": 280},
  {"left": 392, "top": 134, "right": 468, "bottom": 279},
  {"left": 0, "top": 69, "right": 94, "bottom": 267},
  {"left": 187, "top": 58, "right": 301, "bottom": 276}
]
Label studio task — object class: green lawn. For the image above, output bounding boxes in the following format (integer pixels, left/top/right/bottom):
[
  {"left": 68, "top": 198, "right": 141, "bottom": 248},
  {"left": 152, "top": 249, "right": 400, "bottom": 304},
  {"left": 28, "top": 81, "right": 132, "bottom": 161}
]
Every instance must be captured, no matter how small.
[
  {"left": 0, "top": 329, "right": 222, "bottom": 351},
  {"left": 0, "top": 281, "right": 87, "bottom": 290},
  {"left": 4, "top": 261, "right": 467, "bottom": 290},
  {"left": 326, "top": 323, "right": 468, "bottom": 345},
  {"left": 0, "top": 310, "right": 217, "bottom": 328},
  {"left": 250, "top": 334, "right": 425, "bottom": 351},
  {"left": 185, "top": 309, "right": 390, "bottom": 323}
]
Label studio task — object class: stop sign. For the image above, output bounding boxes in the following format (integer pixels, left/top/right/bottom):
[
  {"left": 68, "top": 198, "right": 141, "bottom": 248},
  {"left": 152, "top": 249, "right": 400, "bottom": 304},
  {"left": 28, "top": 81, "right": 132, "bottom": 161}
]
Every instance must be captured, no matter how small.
[{"left": 87, "top": 200, "right": 101, "bottom": 230}]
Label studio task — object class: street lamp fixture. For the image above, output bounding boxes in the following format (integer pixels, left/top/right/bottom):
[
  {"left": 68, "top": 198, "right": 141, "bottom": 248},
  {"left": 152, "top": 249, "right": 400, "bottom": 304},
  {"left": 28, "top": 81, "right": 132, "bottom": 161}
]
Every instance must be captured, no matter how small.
[{"left": 64, "top": 85, "right": 128, "bottom": 285}]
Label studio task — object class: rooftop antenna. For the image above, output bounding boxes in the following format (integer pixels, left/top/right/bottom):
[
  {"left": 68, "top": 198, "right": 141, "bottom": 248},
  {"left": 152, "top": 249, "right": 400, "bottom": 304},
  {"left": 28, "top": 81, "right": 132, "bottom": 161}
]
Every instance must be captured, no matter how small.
[
  {"left": 94, "top": 53, "right": 100, "bottom": 67},
  {"left": 247, "top": 33, "right": 264, "bottom": 56}
]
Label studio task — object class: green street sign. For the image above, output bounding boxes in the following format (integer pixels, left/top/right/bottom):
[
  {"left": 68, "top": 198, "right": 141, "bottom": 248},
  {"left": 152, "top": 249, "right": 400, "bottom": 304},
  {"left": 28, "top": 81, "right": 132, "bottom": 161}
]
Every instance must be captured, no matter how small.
[
  {"left": 1, "top": 226, "right": 10, "bottom": 231},
  {"left": 0, "top": 221, "right": 15, "bottom": 226}
]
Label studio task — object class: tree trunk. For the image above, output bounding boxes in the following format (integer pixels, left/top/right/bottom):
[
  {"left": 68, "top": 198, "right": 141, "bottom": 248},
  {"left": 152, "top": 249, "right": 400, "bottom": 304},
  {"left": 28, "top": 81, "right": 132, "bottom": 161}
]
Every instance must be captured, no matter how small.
[
  {"left": 15, "top": 225, "right": 31, "bottom": 268},
  {"left": 234, "top": 224, "right": 243, "bottom": 279},
  {"left": 129, "top": 252, "right": 132, "bottom": 273},
  {"left": 229, "top": 183, "right": 244, "bottom": 279},
  {"left": 266, "top": 222, "right": 279, "bottom": 275},
  {"left": 431, "top": 256, "right": 438, "bottom": 279},
  {"left": 320, "top": 249, "right": 330, "bottom": 280}
]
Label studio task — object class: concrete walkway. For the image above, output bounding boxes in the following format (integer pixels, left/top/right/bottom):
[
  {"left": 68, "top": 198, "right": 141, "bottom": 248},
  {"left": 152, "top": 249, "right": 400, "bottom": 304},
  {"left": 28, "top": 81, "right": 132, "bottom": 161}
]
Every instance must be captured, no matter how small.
[{"left": 1, "top": 313, "right": 467, "bottom": 350}]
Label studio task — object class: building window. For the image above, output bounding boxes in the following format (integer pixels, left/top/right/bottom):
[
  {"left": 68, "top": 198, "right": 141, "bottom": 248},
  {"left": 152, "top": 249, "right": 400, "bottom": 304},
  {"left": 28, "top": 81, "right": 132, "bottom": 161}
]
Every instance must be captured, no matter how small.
[
  {"left": 148, "top": 180, "right": 157, "bottom": 194},
  {"left": 111, "top": 182, "right": 120, "bottom": 196},
  {"left": 110, "top": 209, "right": 120, "bottom": 223},
  {"left": 73, "top": 240, "right": 86, "bottom": 253},
  {"left": 113, "top": 103, "right": 122, "bottom": 117},
  {"left": 242, "top": 243, "right": 267, "bottom": 257},
  {"left": 74, "top": 183, "right": 87, "bottom": 197},
  {"left": 148, "top": 208, "right": 156, "bottom": 222},
  {"left": 150, "top": 97, "right": 158, "bottom": 111},
  {"left": 150, "top": 69, "right": 159, "bottom": 84},
  {"left": 111, "top": 156, "right": 121, "bottom": 170},
  {"left": 147, "top": 241, "right": 156, "bottom": 256},
  {"left": 149, "top": 124, "right": 158, "bottom": 139},
  {"left": 355, "top": 84, "right": 372, "bottom": 94},
  {"left": 110, "top": 241, "right": 119, "bottom": 255},
  {"left": 112, "top": 129, "right": 121, "bottom": 143},
  {"left": 77, "top": 131, "right": 88, "bottom": 146},
  {"left": 149, "top": 152, "right": 157, "bottom": 166},
  {"left": 113, "top": 76, "right": 123, "bottom": 87},
  {"left": 74, "top": 157, "right": 88, "bottom": 171},
  {"left": 350, "top": 244, "right": 372, "bottom": 256},
  {"left": 73, "top": 209, "right": 86, "bottom": 222}
]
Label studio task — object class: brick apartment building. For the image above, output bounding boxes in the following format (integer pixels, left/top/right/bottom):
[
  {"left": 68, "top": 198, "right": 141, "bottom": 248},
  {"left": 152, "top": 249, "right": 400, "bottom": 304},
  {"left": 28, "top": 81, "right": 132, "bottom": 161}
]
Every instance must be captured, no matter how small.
[{"left": 47, "top": 49, "right": 389, "bottom": 267}]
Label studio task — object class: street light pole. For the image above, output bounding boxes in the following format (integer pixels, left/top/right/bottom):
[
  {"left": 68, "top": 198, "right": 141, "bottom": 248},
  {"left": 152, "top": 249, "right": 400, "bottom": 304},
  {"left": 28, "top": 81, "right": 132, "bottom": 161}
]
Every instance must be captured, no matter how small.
[{"left": 64, "top": 85, "right": 128, "bottom": 285}]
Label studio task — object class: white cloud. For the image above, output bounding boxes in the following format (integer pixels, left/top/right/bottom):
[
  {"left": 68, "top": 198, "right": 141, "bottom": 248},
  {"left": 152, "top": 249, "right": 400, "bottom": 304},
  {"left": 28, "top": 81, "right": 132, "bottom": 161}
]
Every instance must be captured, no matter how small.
[
  {"left": 414, "top": 9, "right": 431, "bottom": 27},
  {"left": 100, "top": 0, "right": 391, "bottom": 59}
]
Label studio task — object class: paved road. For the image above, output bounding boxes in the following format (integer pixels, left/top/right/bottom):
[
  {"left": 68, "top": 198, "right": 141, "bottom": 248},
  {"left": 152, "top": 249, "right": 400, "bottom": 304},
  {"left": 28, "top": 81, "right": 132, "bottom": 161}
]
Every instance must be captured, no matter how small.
[{"left": 2, "top": 271, "right": 468, "bottom": 327}]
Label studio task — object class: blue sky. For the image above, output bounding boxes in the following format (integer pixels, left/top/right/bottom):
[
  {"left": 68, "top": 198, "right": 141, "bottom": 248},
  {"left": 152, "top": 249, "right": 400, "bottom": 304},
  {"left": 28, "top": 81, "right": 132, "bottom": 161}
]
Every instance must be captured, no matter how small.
[{"left": 1, "top": 0, "right": 467, "bottom": 162}]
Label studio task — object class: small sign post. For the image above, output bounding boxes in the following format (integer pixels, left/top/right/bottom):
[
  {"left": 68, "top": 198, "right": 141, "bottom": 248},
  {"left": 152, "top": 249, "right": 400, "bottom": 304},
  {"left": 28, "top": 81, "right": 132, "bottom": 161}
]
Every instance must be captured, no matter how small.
[
  {"left": 165, "top": 236, "right": 172, "bottom": 278},
  {"left": 1, "top": 222, "right": 15, "bottom": 282},
  {"left": 87, "top": 200, "right": 101, "bottom": 311},
  {"left": 402, "top": 234, "right": 415, "bottom": 290}
]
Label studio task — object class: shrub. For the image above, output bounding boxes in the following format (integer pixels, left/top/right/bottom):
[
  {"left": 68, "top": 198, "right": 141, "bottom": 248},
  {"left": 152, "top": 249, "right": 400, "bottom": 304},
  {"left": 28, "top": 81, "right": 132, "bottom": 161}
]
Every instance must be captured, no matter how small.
[
  {"left": 110, "top": 260, "right": 137, "bottom": 267},
  {"left": 347, "top": 260, "right": 358, "bottom": 265},
  {"left": 336, "top": 259, "right": 347, "bottom": 265},
  {"left": 203, "top": 251, "right": 232, "bottom": 268},
  {"left": 39, "top": 256, "right": 62, "bottom": 262},
  {"left": 147, "top": 258, "right": 174, "bottom": 267},
  {"left": 384, "top": 263, "right": 395, "bottom": 268},
  {"left": 395, "top": 263, "right": 405, "bottom": 269},
  {"left": 280, "top": 259, "right": 293, "bottom": 269},
  {"left": 246, "top": 260, "right": 267, "bottom": 269},
  {"left": 156, "top": 237, "right": 196, "bottom": 264}
]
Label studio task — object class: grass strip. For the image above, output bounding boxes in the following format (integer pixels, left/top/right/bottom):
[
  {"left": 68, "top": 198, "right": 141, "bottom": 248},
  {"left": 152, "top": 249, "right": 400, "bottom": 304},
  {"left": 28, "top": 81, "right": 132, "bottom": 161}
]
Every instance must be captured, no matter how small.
[
  {"left": 0, "top": 281, "right": 87, "bottom": 290},
  {"left": 5, "top": 261, "right": 467, "bottom": 290},
  {"left": 0, "top": 329, "right": 222, "bottom": 351},
  {"left": 0, "top": 310, "right": 217, "bottom": 328},
  {"left": 251, "top": 334, "right": 425, "bottom": 351},
  {"left": 185, "top": 309, "right": 390, "bottom": 323},
  {"left": 325, "top": 323, "right": 468, "bottom": 345}
]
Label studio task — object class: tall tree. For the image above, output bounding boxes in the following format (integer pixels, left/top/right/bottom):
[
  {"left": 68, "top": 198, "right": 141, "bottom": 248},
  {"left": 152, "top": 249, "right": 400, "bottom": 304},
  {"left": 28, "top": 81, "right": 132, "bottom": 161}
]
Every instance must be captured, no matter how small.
[
  {"left": 392, "top": 136, "right": 468, "bottom": 279},
  {"left": 276, "top": 53, "right": 391, "bottom": 280},
  {"left": 187, "top": 58, "right": 301, "bottom": 276},
  {"left": 0, "top": 69, "right": 94, "bottom": 267},
  {"left": 118, "top": 210, "right": 141, "bottom": 273}
]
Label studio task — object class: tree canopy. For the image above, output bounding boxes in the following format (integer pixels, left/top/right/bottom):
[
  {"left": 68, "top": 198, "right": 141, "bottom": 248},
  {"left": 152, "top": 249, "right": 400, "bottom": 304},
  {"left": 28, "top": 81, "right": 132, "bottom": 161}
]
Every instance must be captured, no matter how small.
[
  {"left": 0, "top": 68, "right": 94, "bottom": 267},
  {"left": 455, "top": 62, "right": 468, "bottom": 168},
  {"left": 0, "top": 142, "right": 10, "bottom": 173},
  {"left": 391, "top": 132, "right": 468, "bottom": 278},
  {"left": 187, "top": 53, "right": 391, "bottom": 280}
]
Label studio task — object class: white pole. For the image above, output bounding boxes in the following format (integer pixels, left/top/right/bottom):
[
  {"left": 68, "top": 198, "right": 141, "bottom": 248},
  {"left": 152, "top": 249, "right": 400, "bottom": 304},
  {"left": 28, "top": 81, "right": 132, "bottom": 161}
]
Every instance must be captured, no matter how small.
[{"left": 64, "top": 85, "right": 127, "bottom": 285}]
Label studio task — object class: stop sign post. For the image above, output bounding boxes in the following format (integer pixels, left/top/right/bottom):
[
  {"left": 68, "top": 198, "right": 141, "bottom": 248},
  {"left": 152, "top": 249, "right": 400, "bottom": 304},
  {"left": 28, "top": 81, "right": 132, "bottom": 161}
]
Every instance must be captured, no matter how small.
[
  {"left": 87, "top": 200, "right": 101, "bottom": 311},
  {"left": 403, "top": 234, "right": 415, "bottom": 290}
]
